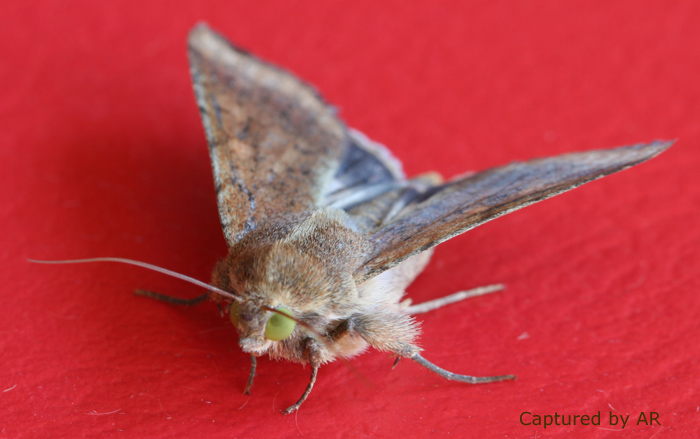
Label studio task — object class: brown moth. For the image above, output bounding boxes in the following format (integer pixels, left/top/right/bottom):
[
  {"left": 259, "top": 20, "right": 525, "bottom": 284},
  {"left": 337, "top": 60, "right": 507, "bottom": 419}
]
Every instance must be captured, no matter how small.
[{"left": 34, "top": 24, "right": 671, "bottom": 414}]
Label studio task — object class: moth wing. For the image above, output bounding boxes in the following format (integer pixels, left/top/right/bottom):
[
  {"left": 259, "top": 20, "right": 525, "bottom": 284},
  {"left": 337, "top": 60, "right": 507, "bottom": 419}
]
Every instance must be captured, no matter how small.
[
  {"left": 344, "top": 172, "right": 443, "bottom": 233},
  {"left": 325, "top": 129, "right": 405, "bottom": 210},
  {"left": 355, "top": 141, "right": 672, "bottom": 283},
  {"left": 188, "top": 24, "right": 348, "bottom": 246}
]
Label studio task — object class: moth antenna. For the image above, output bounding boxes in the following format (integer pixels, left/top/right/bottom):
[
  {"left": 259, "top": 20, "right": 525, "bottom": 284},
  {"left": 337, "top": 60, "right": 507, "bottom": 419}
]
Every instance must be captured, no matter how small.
[{"left": 27, "top": 257, "right": 242, "bottom": 302}]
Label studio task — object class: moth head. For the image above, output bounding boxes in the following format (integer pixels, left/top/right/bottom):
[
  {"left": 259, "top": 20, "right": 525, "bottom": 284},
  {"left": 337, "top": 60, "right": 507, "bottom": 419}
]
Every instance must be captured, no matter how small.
[{"left": 228, "top": 298, "right": 297, "bottom": 354}]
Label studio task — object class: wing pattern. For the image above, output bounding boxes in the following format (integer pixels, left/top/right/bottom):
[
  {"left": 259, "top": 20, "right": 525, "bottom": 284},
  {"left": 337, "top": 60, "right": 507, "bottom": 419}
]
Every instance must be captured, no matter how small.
[{"left": 189, "top": 25, "right": 348, "bottom": 245}]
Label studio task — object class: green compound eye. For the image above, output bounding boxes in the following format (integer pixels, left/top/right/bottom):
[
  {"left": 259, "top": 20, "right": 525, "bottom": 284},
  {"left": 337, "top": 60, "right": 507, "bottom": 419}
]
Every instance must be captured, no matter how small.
[
  {"left": 265, "top": 306, "right": 295, "bottom": 341},
  {"left": 229, "top": 301, "right": 240, "bottom": 327}
]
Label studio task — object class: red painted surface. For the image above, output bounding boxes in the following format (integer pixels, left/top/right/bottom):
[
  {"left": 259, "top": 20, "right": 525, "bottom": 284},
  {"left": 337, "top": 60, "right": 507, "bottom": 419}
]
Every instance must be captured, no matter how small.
[{"left": 2, "top": 1, "right": 697, "bottom": 437}]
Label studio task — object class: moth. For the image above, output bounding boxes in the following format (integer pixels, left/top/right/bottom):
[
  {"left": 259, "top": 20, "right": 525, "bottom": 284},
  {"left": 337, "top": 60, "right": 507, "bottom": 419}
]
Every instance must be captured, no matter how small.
[{"left": 35, "top": 24, "right": 671, "bottom": 414}]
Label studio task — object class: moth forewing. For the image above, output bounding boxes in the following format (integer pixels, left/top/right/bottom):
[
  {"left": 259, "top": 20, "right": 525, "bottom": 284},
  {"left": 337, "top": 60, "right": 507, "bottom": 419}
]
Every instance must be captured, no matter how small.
[
  {"left": 188, "top": 24, "right": 349, "bottom": 247},
  {"left": 357, "top": 141, "right": 672, "bottom": 283}
]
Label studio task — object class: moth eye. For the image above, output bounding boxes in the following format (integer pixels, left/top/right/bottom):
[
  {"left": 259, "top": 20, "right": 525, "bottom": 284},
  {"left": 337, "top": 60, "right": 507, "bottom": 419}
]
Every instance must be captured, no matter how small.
[
  {"left": 229, "top": 301, "right": 240, "bottom": 327},
  {"left": 265, "top": 306, "right": 295, "bottom": 341}
]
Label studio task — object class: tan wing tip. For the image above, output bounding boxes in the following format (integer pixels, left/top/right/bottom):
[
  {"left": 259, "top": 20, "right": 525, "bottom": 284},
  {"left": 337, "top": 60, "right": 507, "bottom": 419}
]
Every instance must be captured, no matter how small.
[
  {"left": 560, "top": 139, "right": 675, "bottom": 171},
  {"left": 188, "top": 22, "right": 228, "bottom": 52},
  {"left": 186, "top": 23, "right": 339, "bottom": 115},
  {"left": 188, "top": 23, "right": 254, "bottom": 58},
  {"left": 190, "top": 22, "right": 212, "bottom": 37},
  {"left": 188, "top": 22, "right": 212, "bottom": 46},
  {"left": 626, "top": 139, "right": 674, "bottom": 158},
  {"left": 187, "top": 23, "right": 267, "bottom": 88},
  {"left": 609, "top": 139, "right": 674, "bottom": 169}
]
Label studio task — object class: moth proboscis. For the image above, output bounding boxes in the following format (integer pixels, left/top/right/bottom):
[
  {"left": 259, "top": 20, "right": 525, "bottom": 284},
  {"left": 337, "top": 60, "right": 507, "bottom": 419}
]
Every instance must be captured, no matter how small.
[{"left": 34, "top": 24, "right": 672, "bottom": 414}]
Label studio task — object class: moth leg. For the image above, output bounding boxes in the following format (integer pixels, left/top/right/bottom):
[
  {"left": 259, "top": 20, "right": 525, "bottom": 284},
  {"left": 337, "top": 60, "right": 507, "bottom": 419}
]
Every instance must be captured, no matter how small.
[
  {"left": 282, "top": 339, "right": 321, "bottom": 415},
  {"left": 351, "top": 312, "right": 515, "bottom": 383},
  {"left": 405, "top": 284, "right": 504, "bottom": 315},
  {"left": 244, "top": 355, "right": 256, "bottom": 395},
  {"left": 134, "top": 290, "right": 209, "bottom": 306},
  {"left": 411, "top": 353, "right": 515, "bottom": 384}
]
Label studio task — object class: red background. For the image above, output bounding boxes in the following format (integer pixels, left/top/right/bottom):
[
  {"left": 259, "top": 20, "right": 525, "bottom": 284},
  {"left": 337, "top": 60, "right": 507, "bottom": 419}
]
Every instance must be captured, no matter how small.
[{"left": 2, "top": 1, "right": 698, "bottom": 438}]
